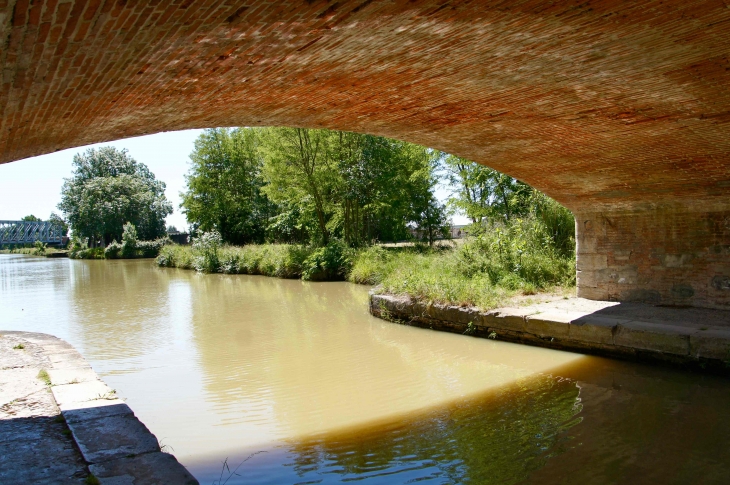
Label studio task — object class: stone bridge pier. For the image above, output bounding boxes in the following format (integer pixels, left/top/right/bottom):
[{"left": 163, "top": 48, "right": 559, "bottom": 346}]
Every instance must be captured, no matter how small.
[
  {"left": 577, "top": 207, "right": 730, "bottom": 309},
  {"left": 1, "top": 0, "right": 729, "bottom": 309}
]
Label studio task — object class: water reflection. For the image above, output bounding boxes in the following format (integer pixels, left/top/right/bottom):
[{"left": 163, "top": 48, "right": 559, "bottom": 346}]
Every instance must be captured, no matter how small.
[
  {"left": 66, "top": 259, "right": 174, "bottom": 365},
  {"left": 3, "top": 255, "right": 730, "bottom": 485},
  {"left": 527, "top": 358, "right": 730, "bottom": 485},
  {"left": 283, "top": 374, "right": 582, "bottom": 485},
  {"left": 186, "top": 274, "right": 583, "bottom": 447}
]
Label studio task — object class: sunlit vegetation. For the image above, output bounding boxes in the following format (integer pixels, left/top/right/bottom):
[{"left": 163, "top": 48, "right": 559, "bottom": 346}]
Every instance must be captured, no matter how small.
[
  {"left": 0, "top": 245, "right": 65, "bottom": 257},
  {"left": 351, "top": 215, "right": 575, "bottom": 310},
  {"left": 153, "top": 126, "right": 577, "bottom": 308},
  {"left": 181, "top": 127, "right": 448, "bottom": 246},
  {"left": 40, "top": 125, "right": 577, "bottom": 307},
  {"left": 58, "top": 146, "right": 172, "bottom": 248},
  {"left": 157, "top": 235, "right": 353, "bottom": 281},
  {"left": 158, "top": 199, "right": 574, "bottom": 309},
  {"left": 70, "top": 222, "right": 169, "bottom": 260}
]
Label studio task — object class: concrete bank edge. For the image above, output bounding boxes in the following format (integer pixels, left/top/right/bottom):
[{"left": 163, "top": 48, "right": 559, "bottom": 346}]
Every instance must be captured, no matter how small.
[
  {"left": 0, "top": 331, "right": 199, "bottom": 485},
  {"left": 369, "top": 293, "right": 730, "bottom": 374}
]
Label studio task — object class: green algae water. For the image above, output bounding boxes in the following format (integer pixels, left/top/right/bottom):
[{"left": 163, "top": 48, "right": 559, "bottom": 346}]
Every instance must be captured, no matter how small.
[{"left": 2, "top": 254, "right": 730, "bottom": 484}]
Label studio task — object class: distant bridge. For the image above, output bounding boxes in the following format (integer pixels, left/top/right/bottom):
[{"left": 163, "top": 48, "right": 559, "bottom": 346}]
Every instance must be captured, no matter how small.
[{"left": 0, "top": 221, "right": 65, "bottom": 246}]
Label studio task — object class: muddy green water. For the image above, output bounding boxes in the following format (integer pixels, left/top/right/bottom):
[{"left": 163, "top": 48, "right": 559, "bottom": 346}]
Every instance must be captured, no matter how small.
[{"left": 2, "top": 255, "right": 730, "bottom": 484}]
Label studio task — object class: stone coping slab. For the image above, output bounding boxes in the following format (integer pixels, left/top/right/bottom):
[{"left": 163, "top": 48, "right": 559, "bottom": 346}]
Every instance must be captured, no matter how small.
[
  {"left": 90, "top": 452, "right": 199, "bottom": 485},
  {"left": 0, "top": 331, "right": 199, "bottom": 484},
  {"left": 370, "top": 294, "right": 730, "bottom": 374}
]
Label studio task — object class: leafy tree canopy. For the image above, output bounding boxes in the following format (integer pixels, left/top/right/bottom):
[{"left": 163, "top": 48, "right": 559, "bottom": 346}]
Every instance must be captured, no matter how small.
[
  {"left": 181, "top": 128, "right": 274, "bottom": 245},
  {"left": 441, "top": 154, "right": 533, "bottom": 224},
  {"left": 48, "top": 212, "right": 69, "bottom": 237},
  {"left": 259, "top": 127, "right": 447, "bottom": 245},
  {"left": 181, "top": 127, "right": 449, "bottom": 247},
  {"left": 58, "top": 146, "right": 172, "bottom": 244}
]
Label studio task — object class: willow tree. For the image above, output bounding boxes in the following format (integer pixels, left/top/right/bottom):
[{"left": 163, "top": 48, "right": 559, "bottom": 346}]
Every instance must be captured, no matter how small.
[
  {"left": 259, "top": 127, "right": 339, "bottom": 245},
  {"left": 259, "top": 128, "right": 443, "bottom": 246}
]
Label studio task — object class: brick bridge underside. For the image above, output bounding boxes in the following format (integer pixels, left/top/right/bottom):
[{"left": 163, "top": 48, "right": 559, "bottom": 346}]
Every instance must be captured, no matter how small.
[{"left": 1, "top": 0, "right": 729, "bottom": 308}]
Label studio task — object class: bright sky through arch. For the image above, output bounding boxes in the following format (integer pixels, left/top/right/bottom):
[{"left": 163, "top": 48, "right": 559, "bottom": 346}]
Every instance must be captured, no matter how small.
[
  {"left": 0, "top": 129, "right": 468, "bottom": 232},
  {"left": 0, "top": 130, "right": 203, "bottom": 231}
]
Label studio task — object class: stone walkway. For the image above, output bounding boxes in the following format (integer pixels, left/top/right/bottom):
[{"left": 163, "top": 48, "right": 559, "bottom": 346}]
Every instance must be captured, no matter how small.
[
  {"left": 370, "top": 294, "right": 730, "bottom": 373},
  {"left": 0, "top": 333, "right": 88, "bottom": 484},
  {"left": 0, "top": 331, "right": 198, "bottom": 485}
]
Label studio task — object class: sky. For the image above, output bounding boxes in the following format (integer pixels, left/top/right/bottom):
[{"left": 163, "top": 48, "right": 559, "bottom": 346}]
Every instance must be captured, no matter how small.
[{"left": 0, "top": 129, "right": 468, "bottom": 230}]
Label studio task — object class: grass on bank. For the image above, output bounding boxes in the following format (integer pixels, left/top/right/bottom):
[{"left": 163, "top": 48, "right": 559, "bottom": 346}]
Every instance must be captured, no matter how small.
[
  {"left": 69, "top": 223, "right": 169, "bottom": 260},
  {"left": 0, "top": 241, "right": 66, "bottom": 257},
  {"left": 157, "top": 217, "right": 576, "bottom": 310}
]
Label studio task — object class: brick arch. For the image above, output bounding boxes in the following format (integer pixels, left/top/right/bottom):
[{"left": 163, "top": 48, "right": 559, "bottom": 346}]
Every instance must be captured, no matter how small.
[{"left": 2, "top": 1, "right": 729, "bottom": 308}]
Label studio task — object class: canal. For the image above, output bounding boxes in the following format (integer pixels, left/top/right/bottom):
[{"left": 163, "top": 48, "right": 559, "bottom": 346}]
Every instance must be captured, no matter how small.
[{"left": 2, "top": 254, "right": 730, "bottom": 484}]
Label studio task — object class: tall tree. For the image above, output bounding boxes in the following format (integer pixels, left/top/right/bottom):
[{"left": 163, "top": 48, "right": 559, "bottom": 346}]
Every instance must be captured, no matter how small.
[
  {"left": 181, "top": 127, "right": 448, "bottom": 247},
  {"left": 181, "top": 128, "right": 274, "bottom": 244},
  {"left": 335, "top": 133, "right": 438, "bottom": 245},
  {"left": 441, "top": 154, "right": 533, "bottom": 224},
  {"left": 260, "top": 128, "right": 339, "bottom": 245},
  {"left": 260, "top": 128, "right": 441, "bottom": 246},
  {"left": 58, "top": 147, "right": 172, "bottom": 245},
  {"left": 48, "top": 212, "right": 69, "bottom": 237}
]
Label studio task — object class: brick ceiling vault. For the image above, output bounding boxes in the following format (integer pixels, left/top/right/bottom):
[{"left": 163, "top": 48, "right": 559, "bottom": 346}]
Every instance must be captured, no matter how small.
[{"left": 1, "top": 0, "right": 729, "bottom": 213}]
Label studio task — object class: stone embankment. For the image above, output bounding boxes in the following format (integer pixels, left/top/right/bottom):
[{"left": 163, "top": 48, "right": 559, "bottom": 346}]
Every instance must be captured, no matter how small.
[
  {"left": 370, "top": 293, "right": 730, "bottom": 374},
  {"left": 0, "top": 331, "right": 198, "bottom": 484}
]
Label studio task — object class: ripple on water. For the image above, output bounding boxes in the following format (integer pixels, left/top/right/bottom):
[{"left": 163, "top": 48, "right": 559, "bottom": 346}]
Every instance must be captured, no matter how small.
[{"left": 5, "top": 256, "right": 730, "bottom": 485}]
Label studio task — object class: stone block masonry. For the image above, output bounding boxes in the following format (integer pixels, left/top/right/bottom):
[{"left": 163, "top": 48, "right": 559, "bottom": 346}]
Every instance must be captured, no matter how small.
[
  {"left": 370, "top": 293, "right": 730, "bottom": 374},
  {"left": 577, "top": 207, "right": 730, "bottom": 309},
  {"left": 0, "top": 331, "right": 198, "bottom": 485},
  {"left": 1, "top": 0, "right": 729, "bottom": 308}
]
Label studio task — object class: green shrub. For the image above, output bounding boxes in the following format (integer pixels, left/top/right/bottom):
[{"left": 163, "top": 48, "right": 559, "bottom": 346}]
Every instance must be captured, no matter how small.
[
  {"left": 456, "top": 217, "right": 574, "bottom": 288},
  {"left": 106, "top": 234, "right": 168, "bottom": 260},
  {"left": 33, "top": 240, "right": 47, "bottom": 256},
  {"left": 347, "top": 216, "right": 575, "bottom": 309},
  {"left": 70, "top": 247, "right": 105, "bottom": 260},
  {"left": 302, "top": 240, "right": 353, "bottom": 281},
  {"left": 191, "top": 231, "right": 222, "bottom": 273},
  {"left": 104, "top": 240, "right": 122, "bottom": 259},
  {"left": 121, "top": 222, "right": 138, "bottom": 258},
  {"left": 156, "top": 244, "right": 195, "bottom": 269},
  {"left": 136, "top": 238, "right": 169, "bottom": 258},
  {"left": 348, "top": 246, "right": 393, "bottom": 285}
]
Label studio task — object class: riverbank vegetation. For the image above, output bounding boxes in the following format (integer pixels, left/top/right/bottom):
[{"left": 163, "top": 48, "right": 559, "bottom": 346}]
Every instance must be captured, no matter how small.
[
  {"left": 58, "top": 147, "right": 172, "bottom": 248},
  {"left": 155, "top": 126, "right": 576, "bottom": 308},
  {"left": 158, "top": 194, "right": 574, "bottom": 309},
  {"left": 0, "top": 240, "right": 67, "bottom": 257},
  {"left": 70, "top": 222, "right": 169, "bottom": 260},
  {"left": 46, "top": 126, "right": 576, "bottom": 308}
]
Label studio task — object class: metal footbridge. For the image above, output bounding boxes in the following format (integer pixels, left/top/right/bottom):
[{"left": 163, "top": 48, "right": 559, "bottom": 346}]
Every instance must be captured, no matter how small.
[{"left": 0, "top": 220, "right": 65, "bottom": 245}]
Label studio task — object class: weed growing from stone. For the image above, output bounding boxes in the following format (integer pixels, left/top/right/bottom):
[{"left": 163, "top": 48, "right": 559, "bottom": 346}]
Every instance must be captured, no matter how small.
[
  {"left": 158, "top": 438, "right": 174, "bottom": 454},
  {"left": 85, "top": 474, "right": 100, "bottom": 485},
  {"left": 12, "top": 343, "right": 24, "bottom": 350},
  {"left": 214, "top": 451, "right": 267, "bottom": 485},
  {"left": 37, "top": 369, "right": 51, "bottom": 386},
  {"left": 90, "top": 390, "right": 117, "bottom": 401}
]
